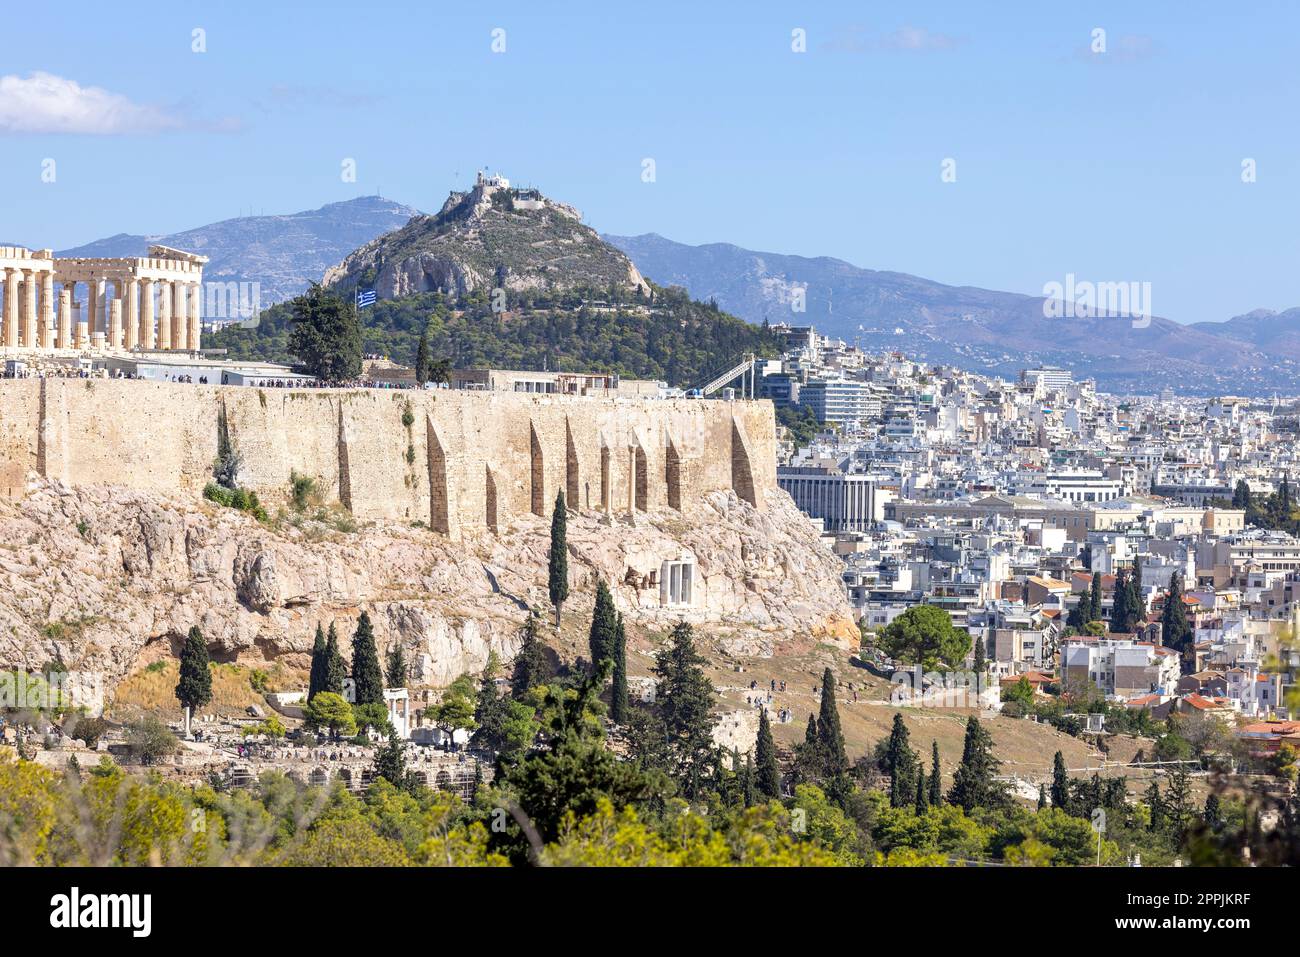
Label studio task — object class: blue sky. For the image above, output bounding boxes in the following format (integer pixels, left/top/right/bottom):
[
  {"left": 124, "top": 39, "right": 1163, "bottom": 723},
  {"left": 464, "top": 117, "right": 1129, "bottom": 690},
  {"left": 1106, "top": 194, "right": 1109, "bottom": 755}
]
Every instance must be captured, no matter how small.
[{"left": 2, "top": 0, "right": 1298, "bottom": 324}]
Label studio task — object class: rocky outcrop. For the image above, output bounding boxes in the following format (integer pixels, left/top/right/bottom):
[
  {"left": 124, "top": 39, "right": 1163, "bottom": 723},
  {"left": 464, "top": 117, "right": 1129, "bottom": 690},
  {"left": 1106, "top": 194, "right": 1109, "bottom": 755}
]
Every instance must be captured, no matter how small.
[
  {"left": 323, "top": 178, "right": 649, "bottom": 300},
  {"left": 0, "top": 481, "right": 854, "bottom": 696}
]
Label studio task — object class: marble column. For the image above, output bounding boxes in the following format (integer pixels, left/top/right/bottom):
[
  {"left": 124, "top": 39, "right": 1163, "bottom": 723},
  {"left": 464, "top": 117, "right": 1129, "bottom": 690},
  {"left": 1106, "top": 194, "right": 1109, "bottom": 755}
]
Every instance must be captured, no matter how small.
[
  {"left": 140, "top": 279, "right": 155, "bottom": 349},
  {"left": 188, "top": 282, "right": 202, "bottom": 351},
  {"left": 109, "top": 294, "right": 123, "bottom": 351},
  {"left": 57, "top": 284, "right": 72, "bottom": 348},
  {"left": 87, "top": 279, "right": 100, "bottom": 342},
  {"left": 22, "top": 270, "right": 37, "bottom": 347},
  {"left": 172, "top": 281, "right": 186, "bottom": 350},
  {"left": 124, "top": 277, "right": 139, "bottom": 350},
  {"left": 40, "top": 272, "right": 54, "bottom": 349},
  {"left": 3, "top": 269, "right": 18, "bottom": 348},
  {"left": 156, "top": 280, "right": 172, "bottom": 350}
]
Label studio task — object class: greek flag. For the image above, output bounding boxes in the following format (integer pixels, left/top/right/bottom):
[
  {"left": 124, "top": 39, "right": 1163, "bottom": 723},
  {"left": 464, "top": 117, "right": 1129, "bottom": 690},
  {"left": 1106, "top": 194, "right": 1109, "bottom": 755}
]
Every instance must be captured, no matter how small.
[{"left": 355, "top": 289, "right": 377, "bottom": 309}]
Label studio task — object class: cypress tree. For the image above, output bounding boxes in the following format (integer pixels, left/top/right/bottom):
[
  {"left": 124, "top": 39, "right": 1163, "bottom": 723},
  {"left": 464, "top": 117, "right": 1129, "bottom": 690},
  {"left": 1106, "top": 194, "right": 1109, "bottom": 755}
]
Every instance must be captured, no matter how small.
[
  {"left": 929, "top": 740, "right": 943, "bottom": 806},
  {"left": 415, "top": 328, "right": 431, "bottom": 384},
  {"left": 324, "top": 622, "right": 346, "bottom": 695},
  {"left": 1089, "top": 571, "right": 1103, "bottom": 623},
  {"left": 385, "top": 641, "right": 408, "bottom": 688},
  {"left": 1038, "top": 784, "right": 1048, "bottom": 811},
  {"left": 1109, "top": 568, "right": 1130, "bottom": 634},
  {"left": 1232, "top": 478, "right": 1252, "bottom": 510},
  {"left": 816, "top": 667, "right": 848, "bottom": 776},
  {"left": 741, "top": 755, "right": 756, "bottom": 808},
  {"left": 1145, "top": 779, "right": 1165, "bottom": 832},
  {"left": 351, "top": 612, "right": 384, "bottom": 706},
  {"left": 885, "top": 712, "right": 916, "bottom": 809},
  {"left": 972, "top": 635, "right": 987, "bottom": 674},
  {"left": 548, "top": 491, "right": 570, "bottom": 626},
  {"left": 1204, "top": 792, "right": 1223, "bottom": 831},
  {"left": 755, "top": 708, "right": 781, "bottom": 799},
  {"left": 948, "top": 716, "right": 1007, "bottom": 812},
  {"left": 915, "top": 767, "right": 928, "bottom": 814},
  {"left": 1161, "top": 571, "right": 1191, "bottom": 655},
  {"left": 175, "top": 625, "right": 212, "bottom": 734},
  {"left": 1050, "top": 750, "right": 1070, "bottom": 810},
  {"left": 1130, "top": 559, "right": 1146, "bottom": 623},
  {"left": 372, "top": 731, "right": 407, "bottom": 790},
  {"left": 587, "top": 579, "right": 618, "bottom": 668},
  {"left": 308, "top": 622, "right": 327, "bottom": 701},
  {"left": 510, "top": 612, "right": 551, "bottom": 698},
  {"left": 610, "top": 612, "right": 629, "bottom": 724}
]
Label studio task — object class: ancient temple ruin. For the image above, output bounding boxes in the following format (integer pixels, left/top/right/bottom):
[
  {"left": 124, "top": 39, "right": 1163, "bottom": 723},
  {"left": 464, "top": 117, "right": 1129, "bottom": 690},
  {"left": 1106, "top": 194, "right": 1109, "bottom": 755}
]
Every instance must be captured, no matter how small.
[{"left": 0, "top": 244, "right": 207, "bottom": 353}]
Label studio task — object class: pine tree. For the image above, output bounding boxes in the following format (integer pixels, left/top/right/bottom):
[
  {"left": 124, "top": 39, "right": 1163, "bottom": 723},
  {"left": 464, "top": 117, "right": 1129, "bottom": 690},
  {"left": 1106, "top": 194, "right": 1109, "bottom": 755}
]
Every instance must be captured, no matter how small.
[
  {"left": 929, "top": 740, "right": 943, "bottom": 806},
  {"left": 816, "top": 668, "right": 848, "bottom": 776},
  {"left": 1089, "top": 571, "right": 1103, "bottom": 623},
  {"left": 471, "top": 653, "right": 509, "bottom": 752},
  {"left": 948, "top": 716, "right": 1007, "bottom": 812},
  {"left": 651, "top": 622, "right": 717, "bottom": 798},
  {"left": 324, "top": 622, "right": 346, "bottom": 695},
  {"left": 1050, "top": 750, "right": 1070, "bottom": 810},
  {"left": 385, "top": 641, "right": 408, "bottom": 688},
  {"left": 1164, "top": 762, "right": 1194, "bottom": 842},
  {"left": 351, "top": 612, "right": 384, "bottom": 706},
  {"left": 175, "top": 625, "right": 212, "bottom": 735},
  {"left": 587, "top": 579, "right": 618, "bottom": 669},
  {"left": 510, "top": 612, "right": 551, "bottom": 698},
  {"left": 755, "top": 708, "right": 781, "bottom": 799},
  {"left": 1066, "top": 598, "right": 1086, "bottom": 632},
  {"left": 548, "top": 491, "right": 570, "bottom": 626},
  {"left": 308, "top": 622, "right": 327, "bottom": 701},
  {"left": 610, "top": 612, "right": 629, "bottom": 724}
]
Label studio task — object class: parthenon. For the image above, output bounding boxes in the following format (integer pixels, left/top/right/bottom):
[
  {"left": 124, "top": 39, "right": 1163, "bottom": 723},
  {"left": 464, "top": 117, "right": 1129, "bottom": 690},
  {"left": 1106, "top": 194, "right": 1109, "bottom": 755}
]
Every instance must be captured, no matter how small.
[{"left": 0, "top": 244, "right": 207, "bottom": 353}]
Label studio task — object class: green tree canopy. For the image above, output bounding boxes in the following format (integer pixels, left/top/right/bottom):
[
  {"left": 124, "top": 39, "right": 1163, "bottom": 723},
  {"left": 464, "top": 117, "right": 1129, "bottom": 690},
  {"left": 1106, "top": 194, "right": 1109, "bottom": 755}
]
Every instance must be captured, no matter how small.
[
  {"left": 878, "top": 605, "right": 971, "bottom": 669},
  {"left": 286, "top": 282, "right": 363, "bottom": 382}
]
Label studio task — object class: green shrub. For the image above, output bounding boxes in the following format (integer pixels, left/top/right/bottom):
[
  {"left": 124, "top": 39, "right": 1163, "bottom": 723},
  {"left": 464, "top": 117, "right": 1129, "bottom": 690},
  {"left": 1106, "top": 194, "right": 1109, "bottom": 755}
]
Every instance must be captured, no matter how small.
[
  {"left": 289, "top": 470, "right": 318, "bottom": 510},
  {"left": 204, "top": 482, "right": 234, "bottom": 507}
]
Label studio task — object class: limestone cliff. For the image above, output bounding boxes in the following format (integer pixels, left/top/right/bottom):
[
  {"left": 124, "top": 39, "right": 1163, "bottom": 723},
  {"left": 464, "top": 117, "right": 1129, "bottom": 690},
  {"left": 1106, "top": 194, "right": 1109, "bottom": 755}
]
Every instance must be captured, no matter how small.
[
  {"left": 322, "top": 177, "right": 649, "bottom": 300},
  {"left": 0, "top": 480, "right": 855, "bottom": 698}
]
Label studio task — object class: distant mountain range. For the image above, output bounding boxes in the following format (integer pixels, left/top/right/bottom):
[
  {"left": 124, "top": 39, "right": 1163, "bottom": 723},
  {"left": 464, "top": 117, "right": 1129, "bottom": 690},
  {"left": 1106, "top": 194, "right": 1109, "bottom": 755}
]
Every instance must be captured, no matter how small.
[
  {"left": 56, "top": 196, "right": 421, "bottom": 306},
  {"left": 31, "top": 195, "right": 1299, "bottom": 394},
  {"left": 605, "top": 233, "right": 1300, "bottom": 395}
]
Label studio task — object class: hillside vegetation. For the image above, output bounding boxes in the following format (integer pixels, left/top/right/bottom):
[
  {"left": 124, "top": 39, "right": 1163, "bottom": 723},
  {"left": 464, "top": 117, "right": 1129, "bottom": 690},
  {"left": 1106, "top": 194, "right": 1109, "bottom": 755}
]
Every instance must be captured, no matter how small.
[{"left": 208, "top": 283, "right": 780, "bottom": 388}]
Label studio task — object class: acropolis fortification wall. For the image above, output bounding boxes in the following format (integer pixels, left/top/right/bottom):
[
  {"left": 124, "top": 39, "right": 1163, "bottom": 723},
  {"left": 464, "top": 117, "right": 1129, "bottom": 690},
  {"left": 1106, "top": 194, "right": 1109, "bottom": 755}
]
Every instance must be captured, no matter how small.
[{"left": 0, "top": 379, "right": 777, "bottom": 533}]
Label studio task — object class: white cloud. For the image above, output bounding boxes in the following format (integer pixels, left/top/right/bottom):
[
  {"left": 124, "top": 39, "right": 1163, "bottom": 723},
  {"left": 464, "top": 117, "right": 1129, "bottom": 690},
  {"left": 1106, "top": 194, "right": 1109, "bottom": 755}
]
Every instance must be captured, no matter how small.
[{"left": 0, "top": 72, "right": 185, "bottom": 134}]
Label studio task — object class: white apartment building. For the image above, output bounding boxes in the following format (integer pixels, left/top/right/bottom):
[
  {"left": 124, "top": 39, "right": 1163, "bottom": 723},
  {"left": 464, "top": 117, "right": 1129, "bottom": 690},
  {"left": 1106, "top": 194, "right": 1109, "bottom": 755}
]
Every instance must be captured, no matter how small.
[{"left": 1060, "top": 637, "right": 1180, "bottom": 699}]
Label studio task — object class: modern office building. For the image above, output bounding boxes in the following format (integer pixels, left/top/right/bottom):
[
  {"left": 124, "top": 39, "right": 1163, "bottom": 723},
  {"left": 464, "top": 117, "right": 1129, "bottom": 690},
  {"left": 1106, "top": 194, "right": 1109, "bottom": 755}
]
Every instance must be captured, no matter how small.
[{"left": 778, "top": 463, "right": 879, "bottom": 532}]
